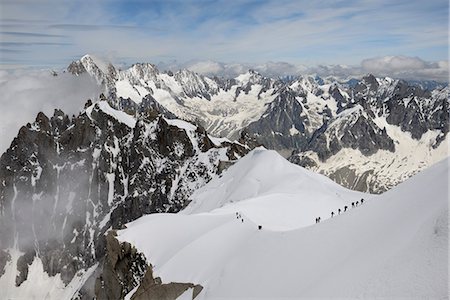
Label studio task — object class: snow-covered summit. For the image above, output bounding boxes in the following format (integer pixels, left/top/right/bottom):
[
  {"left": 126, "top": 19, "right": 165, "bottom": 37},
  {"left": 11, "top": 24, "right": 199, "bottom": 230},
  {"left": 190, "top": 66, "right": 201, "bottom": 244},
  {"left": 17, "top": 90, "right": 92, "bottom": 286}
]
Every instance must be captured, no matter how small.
[
  {"left": 81, "top": 54, "right": 111, "bottom": 75},
  {"left": 235, "top": 69, "right": 263, "bottom": 84},
  {"left": 184, "top": 148, "right": 363, "bottom": 226},
  {"left": 68, "top": 54, "right": 117, "bottom": 88},
  {"left": 119, "top": 63, "right": 160, "bottom": 84}
]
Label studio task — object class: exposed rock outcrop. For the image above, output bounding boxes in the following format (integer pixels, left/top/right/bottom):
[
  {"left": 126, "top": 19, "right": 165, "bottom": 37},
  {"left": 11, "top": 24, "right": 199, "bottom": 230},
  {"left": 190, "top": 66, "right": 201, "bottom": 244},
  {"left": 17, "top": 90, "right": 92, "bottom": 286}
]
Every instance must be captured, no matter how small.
[
  {"left": 94, "top": 231, "right": 203, "bottom": 300},
  {"left": 94, "top": 231, "right": 148, "bottom": 299},
  {"left": 0, "top": 250, "right": 10, "bottom": 277}
]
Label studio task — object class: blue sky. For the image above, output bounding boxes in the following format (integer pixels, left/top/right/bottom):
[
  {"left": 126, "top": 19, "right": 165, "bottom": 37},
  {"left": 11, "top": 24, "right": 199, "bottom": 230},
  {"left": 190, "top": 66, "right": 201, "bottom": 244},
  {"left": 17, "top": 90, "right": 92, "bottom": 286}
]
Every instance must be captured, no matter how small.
[{"left": 0, "top": 0, "right": 448, "bottom": 73}]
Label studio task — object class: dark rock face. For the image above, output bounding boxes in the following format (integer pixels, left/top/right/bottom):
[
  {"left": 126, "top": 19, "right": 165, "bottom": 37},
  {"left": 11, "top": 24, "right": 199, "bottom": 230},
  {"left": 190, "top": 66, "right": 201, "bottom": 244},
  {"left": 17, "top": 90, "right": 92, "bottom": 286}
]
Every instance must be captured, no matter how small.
[
  {"left": 0, "top": 250, "right": 10, "bottom": 277},
  {"left": 382, "top": 82, "right": 447, "bottom": 143},
  {"left": 341, "top": 116, "right": 395, "bottom": 155},
  {"left": 244, "top": 88, "right": 309, "bottom": 150},
  {"left": 327, "top": 167, "right": 374, "bottom": 193},
  {"left": 305, "top": 113, "right": 395, "bottom": 161},
  {"left": 131, "top": 272, "right": 202, "bottom": 300},
  {"left": 0, "top": 97, "right": 249, "bottom": 294},
  {"left": 15, "top": 250, "right": 35, "bottom": 286},
  {"left": 67, "top": 60, "right": 87, "bottom": 75},
  {"left": 139, "top": 95, "right": 177, "bottom": 119},
  {"left": 94, "top": 231, "right": 148, "bottom": 299},
  {"left": 93, "top": 231, "right": 203, "bottom": 300},
  {"left": 288, "top": 154, "right": 317, "bottom": 169},
  {"left": 329, "top": 85, "right": 348, "bottom": 114}
]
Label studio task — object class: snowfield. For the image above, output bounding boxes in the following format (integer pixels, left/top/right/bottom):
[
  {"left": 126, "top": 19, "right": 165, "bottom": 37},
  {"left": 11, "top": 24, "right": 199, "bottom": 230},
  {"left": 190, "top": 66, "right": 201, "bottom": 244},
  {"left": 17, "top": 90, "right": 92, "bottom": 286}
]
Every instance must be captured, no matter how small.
[{"left": 118, "top": 149, "right": 449, "bottom": 299}]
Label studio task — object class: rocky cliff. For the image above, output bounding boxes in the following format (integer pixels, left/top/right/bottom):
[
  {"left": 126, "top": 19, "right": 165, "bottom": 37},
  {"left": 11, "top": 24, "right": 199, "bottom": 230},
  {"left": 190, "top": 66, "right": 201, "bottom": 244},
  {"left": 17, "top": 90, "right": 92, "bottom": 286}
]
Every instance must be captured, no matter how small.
[{"left": 0, "top": 94, "right": 248, "bottom": 298}]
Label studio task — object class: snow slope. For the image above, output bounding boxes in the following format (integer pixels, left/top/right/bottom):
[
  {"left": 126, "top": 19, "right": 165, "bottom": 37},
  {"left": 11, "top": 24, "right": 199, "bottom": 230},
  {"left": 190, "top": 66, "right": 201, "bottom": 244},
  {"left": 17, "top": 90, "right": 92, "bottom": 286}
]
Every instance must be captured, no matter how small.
[
  {"left": 183, "top": 148, "right": 364, "bottom": 229},
  {"left": 118, "top": 150, "right": 448, "bottom": 299},
  {"left": 86, "top": 100, "right": 137, "bottom": 128}
]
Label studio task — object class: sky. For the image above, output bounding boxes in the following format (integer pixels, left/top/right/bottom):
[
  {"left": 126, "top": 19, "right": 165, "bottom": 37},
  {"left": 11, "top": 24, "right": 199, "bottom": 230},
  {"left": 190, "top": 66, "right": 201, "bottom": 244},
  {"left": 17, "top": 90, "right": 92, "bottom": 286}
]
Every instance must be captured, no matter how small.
[{"left": 0, "top": 0, "right": 448, "bottom": 76}]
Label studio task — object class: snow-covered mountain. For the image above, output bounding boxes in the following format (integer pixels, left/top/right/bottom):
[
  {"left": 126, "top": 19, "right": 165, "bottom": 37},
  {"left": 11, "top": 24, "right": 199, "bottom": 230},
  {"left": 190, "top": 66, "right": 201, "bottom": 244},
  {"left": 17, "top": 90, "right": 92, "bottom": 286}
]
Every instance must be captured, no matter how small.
[
  {"left": 115, "top": 149, "right": 448, "bottom": 299},
  {"left": 0, "top": 54, "right": 447, "bottom": 299},
  {"left": 0, "top": 96, "right": 248, "bottom": 299},
  {"left": 288, "top": 75, "right": 449, "bottom": 192},
  {"left": 67, "top": 55, "right": 449, "bottom": 193},
  {"left": 68, "top": 55, "right": 283, "bottom": 141}
]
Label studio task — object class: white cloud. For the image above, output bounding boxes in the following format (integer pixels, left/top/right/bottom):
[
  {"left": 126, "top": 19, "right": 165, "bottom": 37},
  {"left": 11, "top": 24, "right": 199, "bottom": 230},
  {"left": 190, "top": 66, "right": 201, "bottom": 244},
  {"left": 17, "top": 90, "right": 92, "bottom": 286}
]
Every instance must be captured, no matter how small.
[
  {"left": 253, "top": 62, "right": 307, "bottom": 78},
  {"left": 162, "top": 60, "right": 306, "bottom": 78},
  {"left": 361, "top": 56, "right": 449, "bottom": 82},
  {"left": 0, "top": 70, "right": 102, "bottom": 154},
  {"left": 361, "top": 56, "right": 426, "bottom": 72},
  {"left": 160, "top": 56, "right": 448, "bottom": 82},
  {"left": 303, "top": 64, "right": 361, "bottom": 80},
  {"left": 185, "top": 61, "right": 224, "bottom": 75}
]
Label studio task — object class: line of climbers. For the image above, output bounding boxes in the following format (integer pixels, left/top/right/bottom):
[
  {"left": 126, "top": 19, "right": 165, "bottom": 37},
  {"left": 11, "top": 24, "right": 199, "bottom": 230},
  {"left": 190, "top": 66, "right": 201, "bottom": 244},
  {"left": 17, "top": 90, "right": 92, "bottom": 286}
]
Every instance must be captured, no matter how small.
[
  {"left": 315, "top": 198, "right": 364, "bottom": 223},
  {"left": 236, "top": 211, "right": 263, "bottom": 230}
]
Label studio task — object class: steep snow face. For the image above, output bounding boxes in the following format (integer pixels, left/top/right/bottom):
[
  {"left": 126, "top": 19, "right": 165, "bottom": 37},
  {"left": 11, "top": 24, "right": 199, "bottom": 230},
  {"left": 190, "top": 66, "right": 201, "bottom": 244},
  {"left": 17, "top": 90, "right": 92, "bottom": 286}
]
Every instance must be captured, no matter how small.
[
  {"left": 86, "top": 100, "right": 137, "bottom": 128},
  {"left": 118, "top": 155, "right": 448, "bottom": 299},
  {"left": 183, "top": 148, "right": 364, "bottom": 227}
]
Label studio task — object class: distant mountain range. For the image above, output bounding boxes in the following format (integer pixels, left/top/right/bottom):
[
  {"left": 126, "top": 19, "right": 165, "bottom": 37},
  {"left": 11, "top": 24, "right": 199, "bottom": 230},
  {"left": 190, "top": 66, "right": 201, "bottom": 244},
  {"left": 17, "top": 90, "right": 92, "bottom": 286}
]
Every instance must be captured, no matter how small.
[{"left": 68, "top": 54, "right": 448, "bottom": 193}]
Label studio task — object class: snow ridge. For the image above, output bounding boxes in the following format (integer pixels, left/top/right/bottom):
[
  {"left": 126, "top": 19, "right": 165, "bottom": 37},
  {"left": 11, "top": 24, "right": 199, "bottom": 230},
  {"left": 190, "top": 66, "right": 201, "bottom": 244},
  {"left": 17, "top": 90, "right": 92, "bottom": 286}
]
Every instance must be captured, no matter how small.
[{"left": 118, "top": 152, "right": 448, "bottom": 299}]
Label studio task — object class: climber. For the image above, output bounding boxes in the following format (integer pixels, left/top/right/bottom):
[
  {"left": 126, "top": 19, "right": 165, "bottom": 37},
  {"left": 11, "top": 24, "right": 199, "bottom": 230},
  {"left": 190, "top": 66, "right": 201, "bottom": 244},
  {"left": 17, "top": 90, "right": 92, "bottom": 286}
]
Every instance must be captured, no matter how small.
[
  {"left": 338, "top": 208, "right": 341, "bottom": 215},
  {"left": 361, "top": 198, "right": 364, "bottom": 204},
  {"left": 344, "top": 206, "right": 348, "bottom": 212},
  {"left": 351, "top": 202, "right": 355, "bottom": 208},
  {"left": 356, "top": 201, "right": 359, "bottom": 206},
  {"left": 331, "top": 211, "right": 334, "bottom": 218}
]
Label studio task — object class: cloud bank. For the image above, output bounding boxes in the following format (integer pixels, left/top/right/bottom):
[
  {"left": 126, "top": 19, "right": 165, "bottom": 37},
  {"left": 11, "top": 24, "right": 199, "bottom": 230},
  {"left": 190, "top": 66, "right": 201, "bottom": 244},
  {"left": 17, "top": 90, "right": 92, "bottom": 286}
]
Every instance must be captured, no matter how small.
[
  {"left": 162, "top": 55, "right": 448, "bottom": 82},
  {"left": 360, "top": 56, "right": 448, "bottom": 82},
  {"left": 0, "top": 70, "right": 102, "bottom": 154}
]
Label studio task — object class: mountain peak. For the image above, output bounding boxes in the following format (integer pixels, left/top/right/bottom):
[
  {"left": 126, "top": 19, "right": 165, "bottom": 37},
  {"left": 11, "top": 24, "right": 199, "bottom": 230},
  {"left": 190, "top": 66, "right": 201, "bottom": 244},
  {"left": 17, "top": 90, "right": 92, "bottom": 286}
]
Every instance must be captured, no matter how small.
[
  {"left": 80, "top": 54, "right": 112, "bottom": 75},
  {"left": 361, "top": 73, "right": 378, "bottom": 86},
  {"left": 235, "top": 69, "right": 265, "bottom": 84}
]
